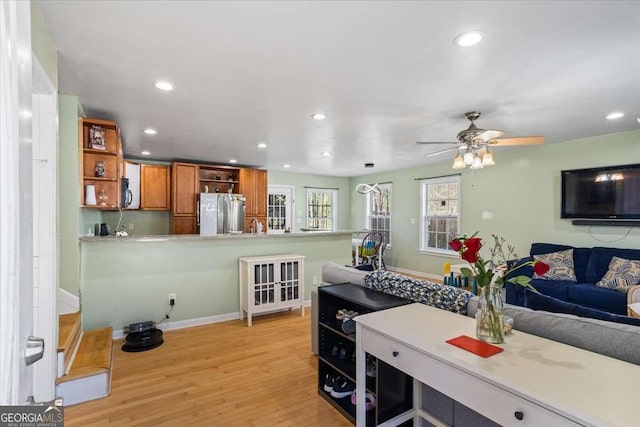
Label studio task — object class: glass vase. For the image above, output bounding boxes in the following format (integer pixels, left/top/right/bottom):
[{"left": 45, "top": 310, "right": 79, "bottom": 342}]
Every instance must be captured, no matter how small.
[{"left": 476, "top": 284, "right": 504, "bottom": 344}]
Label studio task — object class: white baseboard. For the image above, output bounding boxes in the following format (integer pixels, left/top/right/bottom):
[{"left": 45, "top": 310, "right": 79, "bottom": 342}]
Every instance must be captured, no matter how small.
[
  {"left": 56, "top": 371, "right": 109, "bottom": 406},
  {"left": 57, "top": 288, "right": 79, "bottom": 314},
  {"left": 112, "top": 303, "right": 312, "bottom": 340},
  {"left": 386, "top": 265, "right": 442, "bottom": 282},
  {"left": 112, "top": 311, "right": 240, "bottom": 340}
]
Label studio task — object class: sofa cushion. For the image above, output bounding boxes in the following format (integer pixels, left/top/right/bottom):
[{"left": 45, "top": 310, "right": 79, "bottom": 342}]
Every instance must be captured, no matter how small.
[
  {"left": 585, "top": 247, "right": 640, "bottom": 283},
  {"left": 567, "top": 283, "right": 628, "bottom": 315},
  {"left": 530, "top": 243, "right": 591, "bottom": 282},
  {"left": 528, "top": 279, "right": 573, "bottom": 301},
  {"left": 503, "top": 304, "right": 640, "bottom": 365},
  {"left": 525, "top": 289, "right": 640, "bottom": 327},
  {"left": 532, "top": 249, "right": 577, "bottom": 281},
  {"left": 364, "top": 270, "right": 473, "bottom": 314},
  {"left": 596, "top": 257, "right": 640, "bottom": 291}
]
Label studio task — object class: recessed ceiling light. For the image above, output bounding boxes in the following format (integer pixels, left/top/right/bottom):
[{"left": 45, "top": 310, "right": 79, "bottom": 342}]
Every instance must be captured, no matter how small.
[
  {"left": 454, "top": 31, "right": 483, "bottom": 47},
  {"left": 144, "top": 128, "right": 157, "bottom": 135},
  {"left": 154, "top": 81, "right": 174, "bottom": 91},
  {"left": 257, "top": 142, "right": 268, "bottom": 149},
  {"left": 229, "top": 159, "right": 238, "bottom": 164},
  {"left": 312, "top": 113, "right": 327, "bottom": 120},
  {"left": 141, "top": 151, "right": 151, "bottom": 156},
  {"left": 283, "top": 164, "right": 291, "bottom": 168},
  {"left": 606, "top": 112, "right": 624, "bottom": 120},
  {"left": 321, "top": 152, "right": 331, "bottom": 157}
]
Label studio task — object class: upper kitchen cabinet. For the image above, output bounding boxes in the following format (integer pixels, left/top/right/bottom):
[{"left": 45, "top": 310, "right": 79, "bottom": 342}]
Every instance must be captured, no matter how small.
[
  {"left": 79, "top": 118, "right": 123, "bottom": 209},
  {"left": 124, "top": 162, "right": 170, "bottom": 210},
  {"left": 141, "top": 164, "right": 170, "bottom": 210}
]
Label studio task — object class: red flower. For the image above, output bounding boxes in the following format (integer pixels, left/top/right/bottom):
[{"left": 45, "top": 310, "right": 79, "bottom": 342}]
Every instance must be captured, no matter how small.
[
  {"left": 533, "top": 261, "right": 550, "bottom": 276},
  {"left": 465, "top": 237, "right": 482, "bottom": 253},
  {"left": 449, "top": 239, "right": 463, "bottom": 252},
  {"left": 461, "top": 249, "right": 478, "bottom": 263}
]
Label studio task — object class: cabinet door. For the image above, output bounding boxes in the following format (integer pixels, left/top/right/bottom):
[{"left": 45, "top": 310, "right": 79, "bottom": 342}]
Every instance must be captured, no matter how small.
[
  {"left": 254, "top": 169, "right": 267, "bottom": 217},
  {"left": 171, "top": 162, "right": 198, "bottom": 216},
  {"left": 239, "top": 168, "right": 256, "bottom": 215},
  {"left": 141, "top": 164, "right": 170, "bottom": 210},
  {"left": 171, "top": 216, "right": 197, "bottom": 234},
  {"left": 252, "top": 262, "right": 277, "bottom": 306},
  {"left": 278, "top": 260, "right": 300, "bottom": 303}
]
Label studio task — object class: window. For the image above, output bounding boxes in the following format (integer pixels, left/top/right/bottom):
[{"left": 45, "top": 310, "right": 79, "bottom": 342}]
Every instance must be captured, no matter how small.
[
  {"left": 306, "top": 188, "right": 337, "bottom": 231},
  {"left": 365, "top": 183, "right": 392, "bottom": 245},
  {"left": 420, "top": 175, "right": 460, "bottom": 253}
]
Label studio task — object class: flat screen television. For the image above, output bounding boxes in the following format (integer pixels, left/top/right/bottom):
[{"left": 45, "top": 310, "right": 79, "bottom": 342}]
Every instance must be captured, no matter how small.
[{"left": 561, "top": 164, "right": 640, "bottom": 221}]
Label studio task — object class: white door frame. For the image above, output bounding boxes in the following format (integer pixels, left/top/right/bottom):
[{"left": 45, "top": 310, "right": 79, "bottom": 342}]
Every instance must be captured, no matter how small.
[
  {"left": 32, "top": 54, "right": 59, "bottom": 402},
  {"left": 267, "top": 185, "right": 295, "bottom": 234},
  {"left": 0, "top": 0, "right": 34, "bottom": 405}
]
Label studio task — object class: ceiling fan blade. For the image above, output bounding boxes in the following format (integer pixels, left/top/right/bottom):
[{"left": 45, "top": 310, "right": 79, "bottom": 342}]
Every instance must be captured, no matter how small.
[
  {"left": 479, "top": 129, "right": 504, "bottom": 141},
  {"left": 415, "top": 141, "right": 458, "bottom": 145},
  {"left": 489, "top": 136, "right": 544, "bottom": 146},
  {"left": 423, "top": 147, "right": 459, "bottom": 157}
]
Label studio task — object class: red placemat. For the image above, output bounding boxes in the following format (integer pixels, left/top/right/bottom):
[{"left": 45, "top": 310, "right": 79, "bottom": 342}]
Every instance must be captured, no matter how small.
[{"left": 446, "top": 335, "right": 504, "bottom": 358}]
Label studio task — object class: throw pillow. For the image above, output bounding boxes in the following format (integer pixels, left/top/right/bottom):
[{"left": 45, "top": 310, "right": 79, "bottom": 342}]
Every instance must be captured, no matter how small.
[
  {"left": 523, "top": 289, "right": 640, "bottom": 327},
  {"left": 596, "top": 256, "right": 640, "bottom": 291},
  {"left": 532, "top": 249, "right": 577, "bottom": 282}
]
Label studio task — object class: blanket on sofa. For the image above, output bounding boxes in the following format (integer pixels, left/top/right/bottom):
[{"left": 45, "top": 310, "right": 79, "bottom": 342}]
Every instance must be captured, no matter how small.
[{"left": 364, "top": 270, "right": 473, "bottom": 314}]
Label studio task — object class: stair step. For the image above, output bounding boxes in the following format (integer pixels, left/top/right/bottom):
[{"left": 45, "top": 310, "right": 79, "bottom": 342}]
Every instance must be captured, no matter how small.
[
  {"left": 57, "top": 327, "right": 113, "bottom": 384},
  {"left": 58, "top": 312, "right": 81, "bottom": 352}
]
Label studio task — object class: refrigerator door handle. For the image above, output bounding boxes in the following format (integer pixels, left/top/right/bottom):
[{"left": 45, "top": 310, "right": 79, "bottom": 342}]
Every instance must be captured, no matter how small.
[{"left": 196, "top": 200, "right": 200, "bottom": 226}]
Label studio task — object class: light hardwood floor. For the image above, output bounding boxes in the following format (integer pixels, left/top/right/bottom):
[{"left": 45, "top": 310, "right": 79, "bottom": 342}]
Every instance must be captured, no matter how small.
[{"left": 64, "top": 309, "right": 351, "bottom": 427}]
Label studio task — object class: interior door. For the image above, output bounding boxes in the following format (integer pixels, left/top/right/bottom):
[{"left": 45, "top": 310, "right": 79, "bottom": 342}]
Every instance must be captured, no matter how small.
[
  {"left": 0, "top": 0, "right": 37, "bottom": 404},
  {"left": 267, "top": 185, "right": 294, "bottom": 234}
]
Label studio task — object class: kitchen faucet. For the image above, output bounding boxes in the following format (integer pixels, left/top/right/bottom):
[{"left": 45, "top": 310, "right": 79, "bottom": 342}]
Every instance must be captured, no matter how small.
[{"left": 249, "top": 217, "right": 258, "bottom": 234}]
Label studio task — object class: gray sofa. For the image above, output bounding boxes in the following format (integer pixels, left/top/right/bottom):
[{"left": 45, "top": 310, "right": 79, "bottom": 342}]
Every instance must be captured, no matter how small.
[{"left": 313, "top": 262, "right": 640, "bottom": 365}]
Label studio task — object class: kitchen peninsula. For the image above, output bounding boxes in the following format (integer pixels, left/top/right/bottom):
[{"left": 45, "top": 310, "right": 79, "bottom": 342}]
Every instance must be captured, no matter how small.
[{"left": 79, "top": 231, "right": 352, "bottom": 335}]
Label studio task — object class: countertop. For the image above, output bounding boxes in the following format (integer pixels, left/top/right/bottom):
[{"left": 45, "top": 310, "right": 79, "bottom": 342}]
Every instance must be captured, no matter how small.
[{"left": 79, "top": 230, "right": 358, "bottom": 243}]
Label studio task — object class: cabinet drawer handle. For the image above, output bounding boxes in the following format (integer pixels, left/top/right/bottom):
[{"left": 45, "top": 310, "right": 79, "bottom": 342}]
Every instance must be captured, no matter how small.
[
  {"left": 514, "top": 411, "right": 524, "bottom": 421},
  {"left": 392, "top": 351, "right": 399, "bottom": 357}
]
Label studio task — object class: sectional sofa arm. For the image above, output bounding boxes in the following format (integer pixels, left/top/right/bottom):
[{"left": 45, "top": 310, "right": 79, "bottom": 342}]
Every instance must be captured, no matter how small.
[{"left": 628, "top": 285, "right": 640, "bottom": 318}]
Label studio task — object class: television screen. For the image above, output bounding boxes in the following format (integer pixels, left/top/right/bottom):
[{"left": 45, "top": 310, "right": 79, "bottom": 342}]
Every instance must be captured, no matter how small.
[{"left": 561, "top": 164, "right": 640, "bottom": 220}]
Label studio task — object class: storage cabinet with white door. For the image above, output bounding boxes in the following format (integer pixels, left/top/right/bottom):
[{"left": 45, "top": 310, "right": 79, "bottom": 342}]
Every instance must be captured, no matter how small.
[{"left": 238, "top": 254, "right": 305, "bottom": 326}]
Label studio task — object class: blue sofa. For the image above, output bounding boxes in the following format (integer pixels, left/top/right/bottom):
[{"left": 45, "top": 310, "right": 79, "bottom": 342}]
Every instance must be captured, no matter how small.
[{"left": 506, "top": 243, "right": 640, "bottom": 316}]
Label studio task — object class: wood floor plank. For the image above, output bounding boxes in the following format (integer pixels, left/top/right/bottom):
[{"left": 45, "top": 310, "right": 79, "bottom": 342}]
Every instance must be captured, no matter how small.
[
  {"left": 58, "top": 312, "right": 81, "bottom": 352},
  {"left": 64, "top": 310, "right": 351, "bottom": 426}
]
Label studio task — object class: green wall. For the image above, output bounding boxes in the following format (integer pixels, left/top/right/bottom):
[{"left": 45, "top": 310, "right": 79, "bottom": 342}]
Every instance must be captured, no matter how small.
[
  {"left": 80, "top": 234, "right": 352, "bottom": 331},
  {"left": 350, "top": 130, "right": 640, "bottom": 277},
  {"left": 268, "top": 171, "right": 352, "bottom": 232},
  {"left": 102, "top": 210, "right": 171, "bottom": 236},
  {"left": 31, "top": 4, "right": 58, "bottom": 87}
]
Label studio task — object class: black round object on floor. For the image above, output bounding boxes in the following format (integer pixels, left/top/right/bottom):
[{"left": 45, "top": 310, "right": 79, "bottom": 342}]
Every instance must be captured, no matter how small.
[{"left": 121, "top": 328, "right": 164, "bottom": 352}]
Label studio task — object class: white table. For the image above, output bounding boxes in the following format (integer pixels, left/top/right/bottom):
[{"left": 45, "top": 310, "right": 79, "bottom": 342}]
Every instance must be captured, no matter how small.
[{"left": 355, "top": 303, "right": 640, "bottom": 427}]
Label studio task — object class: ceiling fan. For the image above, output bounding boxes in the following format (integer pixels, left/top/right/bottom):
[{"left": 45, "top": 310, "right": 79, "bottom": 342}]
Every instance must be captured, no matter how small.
[{"left": 416, "top": 111, "right": 544, "bottom": 169}]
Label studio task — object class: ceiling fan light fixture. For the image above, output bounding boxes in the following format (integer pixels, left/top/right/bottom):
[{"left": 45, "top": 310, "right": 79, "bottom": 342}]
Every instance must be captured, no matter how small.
[
  {"left": 463, "top": 152, "right": 474, "bottom": 165},
  {"left": 452, "top": 153, "right": 465, "bottom": 169},
  {"left": 454, "top": 31, "right": 483, "bottom": 47},
  {"left": 470, "top": 156, "right": 484, "bottom": 169},
  {"left": 481, "top": 149, "right": 495, "bottom": 166}
]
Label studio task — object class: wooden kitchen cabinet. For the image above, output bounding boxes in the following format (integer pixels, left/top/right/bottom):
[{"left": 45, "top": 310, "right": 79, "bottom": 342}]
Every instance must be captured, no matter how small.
[
  {"left": 171, "top": 162, "right": 199, "bottom": 234},
  {"left": 141, "top": 164, "right": 170, "bottom": 210},
  {"left": 239, "top": 168, "right": 268, "bottom": 232},
  {"left": 79, "top": 118, "right": 123, "bottom": 210}
]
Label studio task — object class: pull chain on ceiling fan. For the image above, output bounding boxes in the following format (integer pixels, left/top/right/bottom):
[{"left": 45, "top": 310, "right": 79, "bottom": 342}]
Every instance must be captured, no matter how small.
[{"left": 416, "top": 111, "right": 544, "bottom": 169}]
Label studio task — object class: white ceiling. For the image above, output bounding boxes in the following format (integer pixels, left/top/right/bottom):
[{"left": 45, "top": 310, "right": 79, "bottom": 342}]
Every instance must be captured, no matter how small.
[{"left": 36, "top": 1, "right": 640, "bottom": 177}]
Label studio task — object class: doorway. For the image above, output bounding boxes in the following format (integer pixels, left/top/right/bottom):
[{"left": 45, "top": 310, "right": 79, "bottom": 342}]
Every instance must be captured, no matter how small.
[{"left": 267, "top": 185, "right": 294, "bottom": 234}]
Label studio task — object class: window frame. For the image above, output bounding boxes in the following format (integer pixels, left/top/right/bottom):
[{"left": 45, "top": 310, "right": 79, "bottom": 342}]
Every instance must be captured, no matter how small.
[
  {"left": 305, "top": 188, "right": 337, "bottom": 231},
  {"left": 364, "top": 183, "right": 392, "bottom": 247},
  {"left": 419, "top": 175, "right": 461, "bottom": 256}
]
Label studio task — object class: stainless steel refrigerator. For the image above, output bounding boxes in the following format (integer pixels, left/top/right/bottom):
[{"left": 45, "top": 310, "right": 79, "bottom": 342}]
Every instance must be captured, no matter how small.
[{"left": 199, "top": 193, "right": 246, "bottom": 236}]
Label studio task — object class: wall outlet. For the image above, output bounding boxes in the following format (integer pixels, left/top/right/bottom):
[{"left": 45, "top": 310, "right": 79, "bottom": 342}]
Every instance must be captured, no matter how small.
[
  {"left": 312, "top": 276, "right": 318, "bottom": 285},
  {"left": 128, "top": 223, "right": 134, "bottom": 230},
  {"left": 168, "top": 293, "right": 176, "bottom": 306},
  {"left": 410, "top": 218, "right": 416, "bottom": 224}
]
